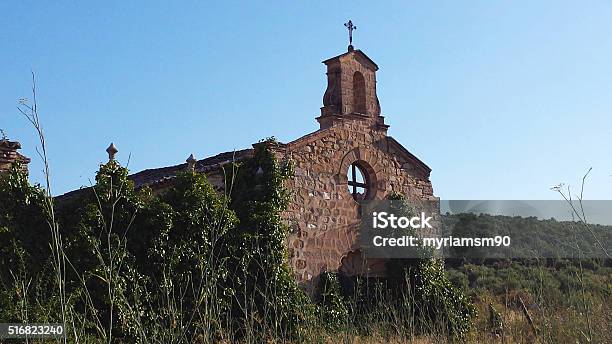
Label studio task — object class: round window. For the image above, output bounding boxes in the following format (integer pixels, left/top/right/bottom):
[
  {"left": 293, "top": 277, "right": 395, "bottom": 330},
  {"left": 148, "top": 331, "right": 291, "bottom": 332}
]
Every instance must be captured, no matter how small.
[{"left": 347, "top": 162, "right": 369, "bottom": 201}]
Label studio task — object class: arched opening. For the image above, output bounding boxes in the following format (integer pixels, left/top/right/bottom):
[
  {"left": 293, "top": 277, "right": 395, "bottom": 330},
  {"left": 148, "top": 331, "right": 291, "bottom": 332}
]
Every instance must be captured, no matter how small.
[
  {"left": 347, "top": 162, "right": 369, "bottom": 201},
  {"left": 339, "top": 250, "right": 387, "bottom": 277},
  {"left": 339, "top": 250, "right": 367, "bottom": 277},
  {"left": 352, "top": 71, "right": 366, "bottom": 114}
]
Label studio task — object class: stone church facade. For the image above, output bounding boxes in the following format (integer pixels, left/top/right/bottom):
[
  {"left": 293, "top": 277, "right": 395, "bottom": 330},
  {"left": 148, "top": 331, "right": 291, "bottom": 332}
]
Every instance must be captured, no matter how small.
[{"left": 274, "top": 47, "right": 435, "bottom": 284}]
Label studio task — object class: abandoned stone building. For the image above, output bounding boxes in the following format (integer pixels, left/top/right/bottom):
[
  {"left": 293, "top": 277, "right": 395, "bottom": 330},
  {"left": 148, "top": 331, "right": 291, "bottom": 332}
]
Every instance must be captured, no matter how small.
[
  {"left": 129, "top": 45, "right": 437, "bottom": 286},
  {"left": 6, "top": 44, "right": 436, "bottom": 288}
]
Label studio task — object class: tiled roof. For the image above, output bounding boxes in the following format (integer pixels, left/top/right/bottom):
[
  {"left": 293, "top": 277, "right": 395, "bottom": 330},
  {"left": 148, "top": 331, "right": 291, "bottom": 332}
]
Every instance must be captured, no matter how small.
[
  {"left": 129, "top": 148, "right": 253, "bottom": 187},
  {"left": 0, "top": 139, "right": 31, "bottom": 166},
  {"left": 322, "top": 49, "right": 379, "bottom": 70},
  {"left": 55, "top": 148, "right": 253, "bottom": 202},
  {"left": 0, "top": 139, "right": 23, "bottom": 150}
]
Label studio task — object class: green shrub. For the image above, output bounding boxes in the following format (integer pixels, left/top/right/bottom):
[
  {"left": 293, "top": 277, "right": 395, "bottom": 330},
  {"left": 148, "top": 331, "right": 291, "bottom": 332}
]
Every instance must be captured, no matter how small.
[
  {"left": 0, "top": 164, "right": 56, "bottom": 323},
  {"left": 316, "top": 271, "right": 349, "bottom": 331}
]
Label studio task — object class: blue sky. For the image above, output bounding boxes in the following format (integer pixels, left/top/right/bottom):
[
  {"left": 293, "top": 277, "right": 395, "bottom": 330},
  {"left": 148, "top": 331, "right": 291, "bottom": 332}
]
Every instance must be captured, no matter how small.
[{"left": 1, "top": 1, "right": 611, "bottom": 199}]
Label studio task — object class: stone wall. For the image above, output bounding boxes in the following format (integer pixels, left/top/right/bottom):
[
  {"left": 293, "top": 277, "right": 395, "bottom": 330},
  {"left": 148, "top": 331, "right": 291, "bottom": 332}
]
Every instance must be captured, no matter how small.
[
  {"left": 0, "top": 139, "right": 30, "bottom": 174},
  {"left": 275, "top": 117, "right": 435, "bottom": 290}
]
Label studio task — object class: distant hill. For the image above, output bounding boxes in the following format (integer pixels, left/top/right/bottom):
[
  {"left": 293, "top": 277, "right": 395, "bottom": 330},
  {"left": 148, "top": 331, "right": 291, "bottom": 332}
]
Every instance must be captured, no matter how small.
[{"left": 441, "top": 213, "right": 611, "bottom": 260}]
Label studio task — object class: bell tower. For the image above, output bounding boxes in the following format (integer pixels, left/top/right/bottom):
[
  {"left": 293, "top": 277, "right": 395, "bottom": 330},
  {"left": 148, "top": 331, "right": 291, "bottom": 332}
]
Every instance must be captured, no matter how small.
[{"left": 317, "top": 24, "right": 387, "bottom": 130}]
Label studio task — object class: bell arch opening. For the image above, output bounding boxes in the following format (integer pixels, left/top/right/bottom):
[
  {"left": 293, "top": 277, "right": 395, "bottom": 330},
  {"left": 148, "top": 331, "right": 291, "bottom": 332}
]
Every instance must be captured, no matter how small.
[{"left": 352, "top": 71, "right": 366, "bottom": 114}]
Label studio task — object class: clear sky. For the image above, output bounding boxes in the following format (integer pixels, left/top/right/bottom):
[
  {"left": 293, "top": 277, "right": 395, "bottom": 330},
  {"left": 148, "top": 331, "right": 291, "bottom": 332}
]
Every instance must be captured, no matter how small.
[{"left": 1, "top": 1, "right": 611, "bottom": 199}]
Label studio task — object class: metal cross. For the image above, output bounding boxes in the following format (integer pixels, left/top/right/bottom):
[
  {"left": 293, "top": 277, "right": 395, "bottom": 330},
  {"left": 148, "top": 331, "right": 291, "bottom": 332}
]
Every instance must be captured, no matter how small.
[{"left": 344, "top": 20, "right": 357, "bottom": 46}]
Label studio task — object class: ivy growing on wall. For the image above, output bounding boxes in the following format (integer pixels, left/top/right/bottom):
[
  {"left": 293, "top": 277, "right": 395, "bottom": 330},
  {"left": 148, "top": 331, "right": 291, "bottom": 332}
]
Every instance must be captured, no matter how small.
[{"left": 226, "top": 138, "right": 314, "bottom": 338}]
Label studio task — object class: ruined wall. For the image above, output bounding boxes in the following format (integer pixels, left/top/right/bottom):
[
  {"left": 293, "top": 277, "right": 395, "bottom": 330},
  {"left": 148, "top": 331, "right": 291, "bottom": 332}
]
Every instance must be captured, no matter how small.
[
  {"left": 278, "top": 118, "right": 435, "bottom": 288},
  {"left": 0, "top": 139, "right": 30, "bottom": 174}
]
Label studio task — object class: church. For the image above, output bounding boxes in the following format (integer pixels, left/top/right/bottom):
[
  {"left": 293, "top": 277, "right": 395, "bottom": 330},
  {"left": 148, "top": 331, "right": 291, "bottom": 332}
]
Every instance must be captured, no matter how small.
[
  {"left": 3, "top": 35, "right": 436, "bottom": 288},
  {"left": 129, "top": 41, "right": 436, "bottom": 286}
]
